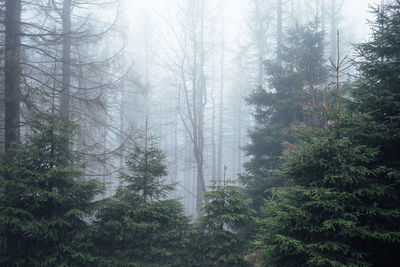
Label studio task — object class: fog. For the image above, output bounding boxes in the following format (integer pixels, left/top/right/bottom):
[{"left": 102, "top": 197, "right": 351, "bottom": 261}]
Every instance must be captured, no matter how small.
[
  {"left": 112, "top": 0, "right": 382, "bottom": 215},
  {"left": 1, "top": 0, "right": 398, "bottom": 265}
]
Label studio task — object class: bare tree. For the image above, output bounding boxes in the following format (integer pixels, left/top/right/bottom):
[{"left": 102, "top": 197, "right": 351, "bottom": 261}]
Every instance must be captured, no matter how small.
[
  {"left": 17, "top": 0, "right": 124, "bottom": 180},
  {"left": 165, "top": 0, "right": 208, "bottom": 217}
]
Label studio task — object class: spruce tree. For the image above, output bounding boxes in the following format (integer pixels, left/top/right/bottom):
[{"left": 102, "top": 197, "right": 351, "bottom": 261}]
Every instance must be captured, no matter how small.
[
  {"left": 0, "top": 111, "right": 104, "bottom": 266},
  {"left": 352, "top": 0, "right": 400, "bottom": 172},
  {"left": 241, "top": 22, "right": 328, "bottom": 211},
  {"left": 256, "top": 117, "right": 385, "bottom": 266},
  {"left": 119, "top": 134, "right": 174, "bottom": 201},
  {"left": 186, "top": 181, "right": 254, "bottom": 267},
  {"left": 350, "top": 1, "right": 400, "bottom": 264},
  {"left": 256, "top": 2, "right": 400, "bottom": 266},
  {"left": 93, "top": 194, "right": 190, "bottom": 266},
  {"left": 93, "top": 134, "right": 190, "bottom": 266}
]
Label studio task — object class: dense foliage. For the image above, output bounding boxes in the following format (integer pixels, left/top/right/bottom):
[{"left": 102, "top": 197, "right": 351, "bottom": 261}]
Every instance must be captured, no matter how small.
[
  {"left": 0, "top": 112, "right": 103, "bottom": 266},
  {"left": 1, "top": 2, "right": 400, "bottom": 267},
  {"left": 241, "top": 22, "right": 328, "bottom": 211},
  {"left": 92, "top": 191, "right": 190, "bottom": 266},
  {"left": 256, "top": 117, "right": 385, "bottom": 266},
  {"left": 120, "top": 135, "right": 175, "bottom": 201},
  {"left": 255, "top": 2, "right": 400, "bottom": 266},
  {"left": 92, "top": 134, "right": 190, "bottom": 266},
  {"left": 186, "top": 181, "right": 254, "bottom": 267}
]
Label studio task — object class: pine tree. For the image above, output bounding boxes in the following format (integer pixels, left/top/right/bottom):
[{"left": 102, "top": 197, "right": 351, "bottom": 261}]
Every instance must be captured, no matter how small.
[
  {"left": 93, "top": 193, "right": 190, "bottom": 266},
  {"left": 0, "top": 111, "right": 104, "bottom": 266},
  {"left": 256, "top": 117, "right": 385, "bottom": 266},
  {"left": 349, "top": 1, "right": 400, "bottom": 264},
  {"left": 93, "top": 134, "right": 190, "bottom": 266},
  {"left": 352, "top": 0, "right": 400, "bottom": 170},
  {"left": 186, "top": 181, "right": 254, "bottom": 267},
  {"left": 256, "top": 2, "right": 400, "bottom": 266},
  {"left": 119, "top": 134, "right": 174, "bottom": 201},
  {"left": 241, "top": 22, "right": 328, "bottom": 211}
]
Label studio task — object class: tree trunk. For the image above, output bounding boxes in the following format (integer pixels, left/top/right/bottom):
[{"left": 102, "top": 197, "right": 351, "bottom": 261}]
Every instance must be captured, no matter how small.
[
  {"left": 329, "top": 0, "right": 337, "bottom": 62},
  {"left": 255, "top": 0, "right": 265, "bottom": 87},
  {"left": 321, "top": 0, "right": 325, "bottom": 35},
  {"left": 4, "top": 0, "right": 22, "bottom": 155},
  {"left": 217, "top": 4, "right": 225, "bottom": 182},
  {"left": 237, "top": 106, "right": 242, "bottom": 174},
  {"left": 212, "top": 87, "right": 216, "bottom": 180},
  {"left": 277, "top": 0, "right": 283, "bottom": 59},
  {"left": 60, "top": 0, "right": 72, "bottom": 118},
  {"left": 193, "top": 0, "right": 207, "bottom": 217},
  {"left": 217, "top": 84, "right": 223, "bottom": 182}
]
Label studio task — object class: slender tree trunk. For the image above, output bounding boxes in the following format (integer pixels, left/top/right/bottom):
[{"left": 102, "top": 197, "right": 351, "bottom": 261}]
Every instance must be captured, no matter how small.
[
  {"left": 119, "top": 89, "right": 125, "bottom": 171},
  {"left": 237, "top": 106, "right": 242, "bottom": 174},
  {"left": 255, "top": 1, "right": 265, "bottom": 87},
  {"left": 217, "top": 81, "right": 223, "bottom": 182},
  {"left": 143, "top": 118, "right": 148, "bottom": 201},
  {"left": 173, "top": 109, "right": 178, "bottom": 195},
  {"left": 321, "top": 0, "right": 325, "bottom": 39},
  {"left": 4, "top": 0, "right": 21, "bottom": 155},
  {"left": 309, "top": 54, "right": 316, "bottom": 127},
  {"left": 217, "top": 3, "right": 225, "bottom": 182},
  {"left": 336, "top": 31, "right": 341, "bottom": 126},
  {"left": 4, "top": 0, "right": 21, "bottom": 253},
  {"left": 231, "top": 116, "right": 237, "bottom": 179},
  {"left": 184, "top": 130, "right": 189, "bottom": 211},
  {"left": 195, "top": 0, "right": 206, "bottom": 217},
  {"left": 60, "top": 0, "right": 72, "bottom": 118},
  {"left": 277, "top": 0, "right": 283, "bottom": 59},
  {"left": 329, "top": 0, "right": 337, "bottom": 63},
  {"left": 212, "top": 87, "right": 216, "bottom": 180}
]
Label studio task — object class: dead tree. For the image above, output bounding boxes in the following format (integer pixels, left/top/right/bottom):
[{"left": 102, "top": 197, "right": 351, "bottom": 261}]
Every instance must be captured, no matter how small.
[{"left": 167, "top": 0, "right": 208, "bottom": 217}]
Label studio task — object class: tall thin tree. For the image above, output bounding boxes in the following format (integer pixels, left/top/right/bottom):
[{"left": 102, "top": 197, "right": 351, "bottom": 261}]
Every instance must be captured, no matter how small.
[
  {"left": 4, "top": 0, "right": 21, "bottom": 155},
  {"left": 60, "top": 0, "right": 72, "bottom": 118}
]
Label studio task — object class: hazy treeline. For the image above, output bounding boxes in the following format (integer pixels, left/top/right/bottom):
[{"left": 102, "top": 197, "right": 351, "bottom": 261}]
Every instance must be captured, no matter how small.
[{"left": 1, "top": 0, "right": 400, "bottom": 266}]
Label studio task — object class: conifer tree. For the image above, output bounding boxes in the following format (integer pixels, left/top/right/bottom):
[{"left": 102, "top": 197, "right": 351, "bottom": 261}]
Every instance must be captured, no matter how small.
[
  {"left": 186, "top": 181, "right": 254, "bottom": 267},
  {"left": 256, "top": 117, "right": 385, "bottom": 266},
  {"left": 93, "top": 134, "right": 189, "bottom": 266},
  {"left": 349, "top": 1, "right": 400, "bottom": 264},
  {"left": 0, "top": 111, "right": 104, "bottom": 266},
  {"left": 256, "top": 2, "right": 400, "bottom": 266},
  {"left": 120, "top": 134, "right": 174, "bottom": 201},
  {"left": 241, "top": 22, "right": 328, "bottom": 211},
  {"left": 93, "top": 194, "right": 190, "bottom": 266}
]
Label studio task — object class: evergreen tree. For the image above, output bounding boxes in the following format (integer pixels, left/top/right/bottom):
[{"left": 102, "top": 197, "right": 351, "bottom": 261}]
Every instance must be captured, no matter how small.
[
  {"left": 119, "top": 134, "right": 174, "bottom": 201},
  {"left": 93, "top": 193, "right": 190, "bottom": 266},
  {"left": 352, "top": 0, "right": 400, "bottom": 173},
  {"left": 256, "top": 2, "right": 400, "bottom": 266},
  {"left": 0, "top": 111, "right": 104, "bottom": 266},
  {"left": 93, "top": 134, "right": 190, "bottom": 266},
  {"left": 256, "top": 117, "right": 385, "bottom": 266},
  {"left": 350, "top": 1, "right": 400, "bottom": 264},
  {"left": 241, "top": 22, "right": 328, "bottom": 211},
  {"left": 186, "top": 181, "right": 254, "bottom": 267}
]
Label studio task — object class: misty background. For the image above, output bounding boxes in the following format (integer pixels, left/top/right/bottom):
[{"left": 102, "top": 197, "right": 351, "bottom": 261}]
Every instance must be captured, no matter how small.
[
  {"left": 0, "top": 0, "right": 384, "bottom": 216},
  {"left": 101, "top": 0, "right": 382, "bottom": 216}
]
